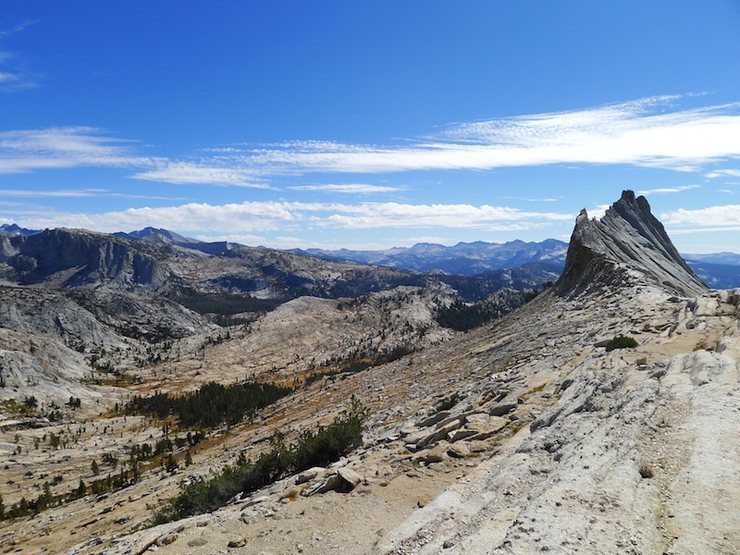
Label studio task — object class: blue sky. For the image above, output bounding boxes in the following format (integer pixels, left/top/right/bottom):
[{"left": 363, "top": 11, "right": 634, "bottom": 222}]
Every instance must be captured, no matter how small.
[{"left": 1, "top": 1, "right": 739, "bottom": 252}]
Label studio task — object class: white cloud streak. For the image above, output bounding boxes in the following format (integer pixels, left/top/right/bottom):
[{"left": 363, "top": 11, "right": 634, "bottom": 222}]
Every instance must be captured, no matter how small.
[
  {"left": 705, "top": 169, "right": 740, "bottom": 179},
  {"left": 0, "top": 188, "right": 187, "bottom": 200},
  {"left": 131, "top": 163, "right": 270, "bottom": 188},
  {"left": 4, "top": 96, "right": 740, "bottom": 185},
  {"left": 288, "top": 183, "right": 401, "bottom": 194},
  {"left": 637, "top": 184, "right": 699, "bottom": 195},
  {"left": 4, "top": 200, "right": 573, "bottom": 236},
  {"left": 193, "top": 96, "right": 740, "bottom": 177},
  {"left": 0, "top": 127, "right": 150, "bottom": 173}
]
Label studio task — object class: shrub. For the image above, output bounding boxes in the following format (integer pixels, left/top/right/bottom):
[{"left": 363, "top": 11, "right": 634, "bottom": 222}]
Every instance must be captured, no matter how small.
[
  {"left": 152, "top": 398, "right": 367, "bottom": 524},
  {"left": 605, "top": 335, "right": 638, "bottom": 352}
]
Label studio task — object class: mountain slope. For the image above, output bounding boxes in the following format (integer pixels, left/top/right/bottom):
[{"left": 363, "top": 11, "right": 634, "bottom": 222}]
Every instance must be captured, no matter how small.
[{"left": 556, "top": 190, "right": 707, "bottom": 297}]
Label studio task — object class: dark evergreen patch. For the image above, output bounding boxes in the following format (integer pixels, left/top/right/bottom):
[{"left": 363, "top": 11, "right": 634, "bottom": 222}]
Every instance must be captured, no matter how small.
[
  {"left": 126, "top": 381, "right": 292, "bottom": 428},
  {"left": 605, "top": 335, "right": 639, "bottom": 351},
  {"left": 172, "top": 287, "right": 281, "bottom": 316},
  {"left": 435, "top": 301, "right": 493, "bottom": 331}
]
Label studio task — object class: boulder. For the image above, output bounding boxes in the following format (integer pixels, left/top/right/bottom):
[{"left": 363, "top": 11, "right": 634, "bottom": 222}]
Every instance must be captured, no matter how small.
[
  {"left": 337, "top": 467, "right": 363, "bottom": 489},
  {"left": 486, "top": 401, "right": 518, "bottom": 417},
  {"left": 414, "top": 443, "right": 449, "bottom": 465},
  {"left": 417, "top": 411, "right": 451, "bottom": 428},
  {"left": 465, "top": 414, "right": 508, "bottom": 439},
  {"left": 447, "top": 443, "right": 470, "bottom": 458},
  {"left": 304, "top": 467, "right": 363, "bottom": 496},
  {"left": 295, "top": 467, "right": 327, "bottom": 485},
  {"left": 448, "top": 429, "right": 478, "bottom": 442},
  {"left": 416, "top": 419, "right": 464, "bottom": 449}
]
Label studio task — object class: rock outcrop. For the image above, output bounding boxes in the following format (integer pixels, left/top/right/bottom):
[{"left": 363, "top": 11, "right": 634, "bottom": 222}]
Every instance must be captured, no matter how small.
[
  {"left": 2, "top": 228, "right": 168, "bottom": 288},
  {"left": 556, "top": 190, "right": 707, "bottom": 297}
]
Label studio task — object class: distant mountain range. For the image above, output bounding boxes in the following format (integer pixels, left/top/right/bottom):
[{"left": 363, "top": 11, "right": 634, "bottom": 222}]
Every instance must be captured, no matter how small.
[
  {"left": 294, "top": 239, "right": 569, "bottom": 275},
  {"left": 2, "top": 223, "right": 738, "bottom": 288},
  {"left": 295, "top": 239, "right": 740, "bottom": 289}
]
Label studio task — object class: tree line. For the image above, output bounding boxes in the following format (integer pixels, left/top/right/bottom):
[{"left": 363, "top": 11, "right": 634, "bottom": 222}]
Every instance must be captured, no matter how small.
[{"left": 126, "top": 381, "right": 292, "bottom": 428}]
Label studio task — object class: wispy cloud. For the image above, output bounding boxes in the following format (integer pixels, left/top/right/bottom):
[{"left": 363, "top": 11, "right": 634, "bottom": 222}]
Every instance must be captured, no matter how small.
[
  {"left": 130, "top": 96, "right": 740, "bottom": 184},
  {"left": 4, "top": 200, "right": 573, "bottom": 237},
  {"left": 241, "top": 96, "right": 739, "bottom": 172},
  {"left": 637, "top": 184, "right": 699, "bottom": 195},
  {"left": 0, "top": 20, "right": 38, "bottom": 91},
  {"left": 0, "top": 127, "right": 150, "bottom": 173},
  {"left": 503, "top": 196, "right": 561, "bottom": 202},
  {"left": 288, "top": 183, "right": 401, "bottom": 194},
  {"left": 4, "top": 96, "right": 740, "bottom": 185},
  {"left": 705, "top": 169, "right": 740, "bottom": 179},
  {"left": 318, "top": 203, "right": 572, "bottom": 229},
  {"left": 131, "top": 163, "right": 270, "bottom": 188},
  {"left": 0, "top": 188, "right": 187, "bottom": 201},
  {"left": 0, "top": 21, "right": 35, "bottom": 39}
]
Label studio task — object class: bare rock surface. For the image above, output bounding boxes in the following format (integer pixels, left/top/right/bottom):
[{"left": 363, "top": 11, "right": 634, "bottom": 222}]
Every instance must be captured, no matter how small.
[{"left": 557, "top": 190, "right": 706, "bottom": 298}]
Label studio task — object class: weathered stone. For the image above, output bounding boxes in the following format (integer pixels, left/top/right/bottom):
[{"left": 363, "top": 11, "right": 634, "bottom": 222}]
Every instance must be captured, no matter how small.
[
  {"left": 447, "top": 443, "right": 470, "bottom": 458},
  {"left": 448, "top": 428, "right": 478, "bottom": 442},
  {"left": 243, "top": 494, "right": 270, "bottom": 507},
  {"left": 415, "top": 444, "right": 449, "bottom": 465},
  {"left": 159, "top": 533, "right": 177, "bottom": 546},
  {"left": 464, "top": 414, "right": 507, "bottom": 440},
  {"left": 417, "top": 411, "right": 451, "bottom": 428},
  {"left": 337, "top": 467, "right": 363, "bottom": 488},
  {"left": 228, "top": 537, "right": 247, "bottom": 548},
  {"left": 295, "top": 467, "right": 326, "bottom": 484},
  {"left": 416, "top": 418, "right": 464, "bottom": 448},
  {"left": 468, "top": 440, "right": 491, "bottom": 453},
  {"left": 404, "top": 430, "right": 429, "bottom": 445},
  {"left": 487, "top": 401, "right": 518, "bottom": 417},
  {"left": 304, "top": 467, "right": 363, "bottom": 496}
]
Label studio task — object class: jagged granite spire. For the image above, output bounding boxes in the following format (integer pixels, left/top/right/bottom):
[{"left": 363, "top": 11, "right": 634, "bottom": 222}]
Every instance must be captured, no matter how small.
[{"left": 556, "top": 190, "right": 707, "bottom": 297}]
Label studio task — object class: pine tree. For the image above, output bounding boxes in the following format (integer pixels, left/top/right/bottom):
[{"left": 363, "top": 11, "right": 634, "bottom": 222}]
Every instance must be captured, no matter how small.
[{"left": 91, "top": 459, "right": 99, "bottom": 476}]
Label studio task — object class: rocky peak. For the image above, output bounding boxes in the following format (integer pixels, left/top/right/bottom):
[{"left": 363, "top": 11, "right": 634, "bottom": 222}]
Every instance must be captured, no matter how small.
[
  {"left": 4, "top": 228, "right": 167, "bottom": 288},
  {"left": 556, "top": 190, "right": 706, "bottom": 297}
]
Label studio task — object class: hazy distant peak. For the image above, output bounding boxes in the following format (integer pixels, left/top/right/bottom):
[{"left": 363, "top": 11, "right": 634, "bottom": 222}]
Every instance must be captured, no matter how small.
[
  {"left": 120, "top": 227, "right": 200, "bottom": 245},
  {"left": 0, "top": 223, "right": 40, "bottom": 236}
]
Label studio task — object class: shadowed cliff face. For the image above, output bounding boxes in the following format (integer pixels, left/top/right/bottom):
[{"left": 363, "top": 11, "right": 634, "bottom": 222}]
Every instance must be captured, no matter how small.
[
  {"left": 556, "top": 190, "right": 707, "bottom": 297},
  {"left": 4, "top": 228, "right": 167, "bottom": 288}
]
